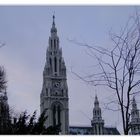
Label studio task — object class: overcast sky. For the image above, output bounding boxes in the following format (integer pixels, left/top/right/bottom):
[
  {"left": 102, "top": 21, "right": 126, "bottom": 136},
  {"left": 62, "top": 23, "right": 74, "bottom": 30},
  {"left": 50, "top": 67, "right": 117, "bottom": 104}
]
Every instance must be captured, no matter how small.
[{"left": 0, "top": 6, "right": 139, "bottom": 134}]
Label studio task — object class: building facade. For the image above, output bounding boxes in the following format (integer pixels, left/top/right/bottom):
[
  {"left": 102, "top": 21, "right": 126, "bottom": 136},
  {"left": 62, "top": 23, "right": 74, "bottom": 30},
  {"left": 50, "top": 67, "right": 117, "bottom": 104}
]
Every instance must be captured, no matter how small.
[
  {"left": 91, "top": 95, "right": 104, "bottom": 134},
  {"left": 40, "top": 15, "right": 69, "bottom": 134},
  {"left": 130, "top": 97, "right": 140, "bottom": 135},
  {"left": 69, "top": 95, "right": 120, "bottom": 135}
]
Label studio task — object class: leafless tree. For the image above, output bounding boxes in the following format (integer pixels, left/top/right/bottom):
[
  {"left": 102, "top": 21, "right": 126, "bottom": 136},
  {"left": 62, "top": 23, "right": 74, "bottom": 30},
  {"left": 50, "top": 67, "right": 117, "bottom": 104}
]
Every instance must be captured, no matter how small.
[{"left": 71, "top": 12, "right": 140, "bottom": 135}]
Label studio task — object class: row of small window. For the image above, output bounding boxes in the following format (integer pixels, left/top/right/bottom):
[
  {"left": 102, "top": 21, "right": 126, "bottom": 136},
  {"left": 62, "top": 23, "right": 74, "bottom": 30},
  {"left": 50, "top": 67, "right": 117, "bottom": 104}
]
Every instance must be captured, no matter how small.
[
  {"left": 49, "top": 57, "right": 60, "bottom": 72},
  {"left": 94, "top": 126, "right": 103, "bottom": 134},
  {"left": 132, "top": 126, "right": 140, "bottom": 131},
  {"left": 50, "top": 39, "right": 59, "bottom": 49},
  {"left": 93, "top": 110, "right": 101, "bottom": 115},
  {"left": 49, "top": 51, "right": 58, "bottom": 55},
  {"left": 45, "top": 89, "right": 65, "bottom": 96}
]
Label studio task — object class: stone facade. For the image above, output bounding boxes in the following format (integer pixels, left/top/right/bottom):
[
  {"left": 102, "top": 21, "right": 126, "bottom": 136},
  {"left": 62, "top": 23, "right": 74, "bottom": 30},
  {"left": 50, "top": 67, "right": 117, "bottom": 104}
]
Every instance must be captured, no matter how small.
[
  {"left": 91, "top": 95, "right": 104, "bottom": 134},
  {"left": 130, "top": 97, "right": 140, "bottom": 135},
  {"left": 69, "top": 95, "right": 120, "bottom": 135},
  {"left": 40, "top": 15, "right": 69, "bottom": 134}
]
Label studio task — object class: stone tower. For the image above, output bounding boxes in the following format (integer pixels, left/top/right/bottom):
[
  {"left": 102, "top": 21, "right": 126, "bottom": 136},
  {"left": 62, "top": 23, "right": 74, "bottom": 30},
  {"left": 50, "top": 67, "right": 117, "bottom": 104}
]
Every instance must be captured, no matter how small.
[
  {"left": 91, "top": 95, "right": 104, "bottom": 135},
  {"left": 40, "top": 15, "right": 69, "bottom": 134},
  {"left": 131, "top": 96, "right": 140, "bottom": 135}
]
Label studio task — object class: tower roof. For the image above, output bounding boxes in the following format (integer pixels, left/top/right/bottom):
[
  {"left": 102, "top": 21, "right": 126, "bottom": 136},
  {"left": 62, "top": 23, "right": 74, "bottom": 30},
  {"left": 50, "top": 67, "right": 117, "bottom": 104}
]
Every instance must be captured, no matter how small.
[
  {"left": 51, "top": 14, "right": 57, "bottom": 35},
  {"left": 94, "top": 95, "right": 99, "bottom": 106}
]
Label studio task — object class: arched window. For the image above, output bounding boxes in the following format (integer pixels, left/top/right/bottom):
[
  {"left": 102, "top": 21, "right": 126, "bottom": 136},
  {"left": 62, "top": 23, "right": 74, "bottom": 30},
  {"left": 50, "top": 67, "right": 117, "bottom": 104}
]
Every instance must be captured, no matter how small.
[
  {"left": 46, "top": 88, "right": 48, "bottom": 96},
  {"left": 54, "top": 57, "right": 57, "bottom": 72},
  {"left": 59, "top": 59, "right": 61, "bottom": 70},
  {"left": 53, "top": 105, "right": 56, "bottom": 126},
  {"left": 49, "top": 58, "right": 52, "bottom": 67},
  {"left": 51, "top": 39, "right": 53, "bottom": 47},
  {"left": 58, "top": 105, "right": 61, "bottom": 125},
  {"left": 94, "top": 125, "right": 97, "bottom": 134},
  {"left": 97, "top": 110, "right": 99, "bottom": 115},
  {"left": 62, "top": 90, "right": 63, "bottom": 96},
  {"left": 99, "top": 126, "right": 100, "bottom": 134},
  {"left": 54, "top": 40, "right": 56, "bottom": 49},
  {"left": 95, "top": 110, "right": 96, "bottom": 116},
  {"left": 57, "top": 39, "right": 59, "bottom": 46}
]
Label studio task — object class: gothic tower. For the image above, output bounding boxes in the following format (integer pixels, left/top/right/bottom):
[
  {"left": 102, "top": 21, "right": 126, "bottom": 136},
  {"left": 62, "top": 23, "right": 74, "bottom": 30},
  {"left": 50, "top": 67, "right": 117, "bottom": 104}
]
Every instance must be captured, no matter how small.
[
  {"left": 91, "top": 95, "right": 104, "bottom": 135},
  {"left": 40, "top": 15, "right": 69, "bottom": 134},
  {"left": 131, "top": 96, "right": 140, "bottom": 135}
]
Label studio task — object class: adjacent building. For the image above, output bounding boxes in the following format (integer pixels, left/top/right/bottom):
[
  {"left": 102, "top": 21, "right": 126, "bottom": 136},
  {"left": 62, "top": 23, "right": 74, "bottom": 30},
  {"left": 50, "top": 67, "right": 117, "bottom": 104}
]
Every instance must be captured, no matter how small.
[
  {"left": 91, "top": 95, "right": 104, "bottom": 134},
  {"left": 69, "top": 95, "right": 120, "bottom": 135},
  {"left": 130, "top": 96, "right": 140, "bottom": 135}
]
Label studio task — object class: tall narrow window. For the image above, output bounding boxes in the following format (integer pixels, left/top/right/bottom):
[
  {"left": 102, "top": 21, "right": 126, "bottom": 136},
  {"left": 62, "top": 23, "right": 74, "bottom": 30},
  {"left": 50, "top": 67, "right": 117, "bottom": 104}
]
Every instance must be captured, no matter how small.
[
  {"left": 59, "top": 59, "right": 61, "bottom": 70},
  {"left": 57, "top": 39, "right": 59, "bottom": 47},
  {"left": 49, "top": 58, "right": 52, "bottom": 67},
  {"left": 99, "top": 126, "right": 100, "bottom": 134},
  {"left": 54, "top": 57, "right": 57, "bottom": 72},
  {"left": 51, "top": 39, "right": 53, "bottom": 47},
  {"left": 53, "top": 105, "right": 56, "bottom": 126},
  {"left": 54, "top": 40, "right": 56, "bottom": 49},
  {"left": 95, "top": 125, "right": 97, "bottom": 134},
  {"left": 46, "top": 88, "right": 48, "bottom": 96},
  {"left": 58, "top": 105, "right": 61, "bottom": 125}
]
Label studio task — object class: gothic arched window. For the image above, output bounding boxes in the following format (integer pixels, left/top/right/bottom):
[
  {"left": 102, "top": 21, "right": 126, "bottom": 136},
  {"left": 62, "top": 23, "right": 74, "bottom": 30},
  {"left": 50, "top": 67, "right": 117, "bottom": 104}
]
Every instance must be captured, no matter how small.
[
  {"left": 53, "top": 105, "right": 56, "bottom": 126},
  {"left": 94, "top": 110, "right": 96, "bottom": 116},
  {"left": 54, "top": 57, "right": 57, "bottom": 72},
  {"left": 58, "top": 105, "right": 61, "bottom": 125},
  {"left": 49, "top": 58, "right": 52, "bottom": 67},
  {"left": 51, "top": 39, "right": 53, "bottom": 48},
  {"left": 99, "top": 126, "right": 100, "bottom": 134},
  {"left": 46, "top": 88, "right": 48, "bottom": 96},
  {"left": 62, "top": 90, "right": 63, "bottom": 96},
  {"left": 57, "top": 39, "right": 59, "bottom": 46},
  {"left": 54, "top": 40, "right": 56, "bottom": 49}
]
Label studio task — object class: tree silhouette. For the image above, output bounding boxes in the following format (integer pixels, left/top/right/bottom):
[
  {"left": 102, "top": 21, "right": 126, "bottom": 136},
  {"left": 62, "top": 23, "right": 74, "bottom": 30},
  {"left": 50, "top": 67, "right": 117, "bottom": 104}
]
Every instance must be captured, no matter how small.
[
  {"left": 71, "top": 11, "right": 140, "bottom": 135},
  {"left": 0, "top": 110, "right": 61, "bottom": 135}
]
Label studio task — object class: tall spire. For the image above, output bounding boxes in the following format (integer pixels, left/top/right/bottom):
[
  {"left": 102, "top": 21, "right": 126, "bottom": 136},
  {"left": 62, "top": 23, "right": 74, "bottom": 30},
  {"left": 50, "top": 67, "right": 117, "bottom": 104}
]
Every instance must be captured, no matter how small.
[
  {"left": 94, "top": 94, "right": 99, "bottom": 107},
  {"left": 53, "top": 14, "right": 55, "bottom": 26},
  {"left": 41, "top": 15, "right": 69, "bottom": 134},
  {"left": 91, "top": 95, "right": 104, "bottom": 134},
  {"left": 131, "top": 96, "right": 140, "bottom": 135}
]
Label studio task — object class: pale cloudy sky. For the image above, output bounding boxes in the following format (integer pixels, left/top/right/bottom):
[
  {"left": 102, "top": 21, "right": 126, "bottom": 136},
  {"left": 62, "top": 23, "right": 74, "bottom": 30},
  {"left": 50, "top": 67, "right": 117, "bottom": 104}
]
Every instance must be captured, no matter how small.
[{"left": 0, "top": 6, "right": 139, "bottom": 134}]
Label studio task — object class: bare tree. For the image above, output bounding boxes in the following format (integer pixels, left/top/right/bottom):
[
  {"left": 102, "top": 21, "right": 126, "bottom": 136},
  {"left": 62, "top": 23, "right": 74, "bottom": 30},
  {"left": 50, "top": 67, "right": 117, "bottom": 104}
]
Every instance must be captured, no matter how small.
[{"left": 71, "top": 12, "right": 140, "bottom": 135}]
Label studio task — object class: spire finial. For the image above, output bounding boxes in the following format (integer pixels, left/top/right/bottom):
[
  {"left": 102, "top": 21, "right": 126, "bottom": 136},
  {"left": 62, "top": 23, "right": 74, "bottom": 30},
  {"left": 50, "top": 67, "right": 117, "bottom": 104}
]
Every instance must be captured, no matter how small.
[
  {"left": 52, "top": 12, "right": 55, "bottom": 26},
  {"left": 51, "top": 12, "right": 57, "bottom": 35},
  {"left": 95, "top": 94, "right": 98, "bottom": 101}
]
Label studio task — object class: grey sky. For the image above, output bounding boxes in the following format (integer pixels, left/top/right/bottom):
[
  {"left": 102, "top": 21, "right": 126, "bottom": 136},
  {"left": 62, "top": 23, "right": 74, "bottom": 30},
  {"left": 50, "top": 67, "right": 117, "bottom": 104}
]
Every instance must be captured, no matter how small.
[{"left": 0, "top": 6, "right": 138, "bottom": 133}]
